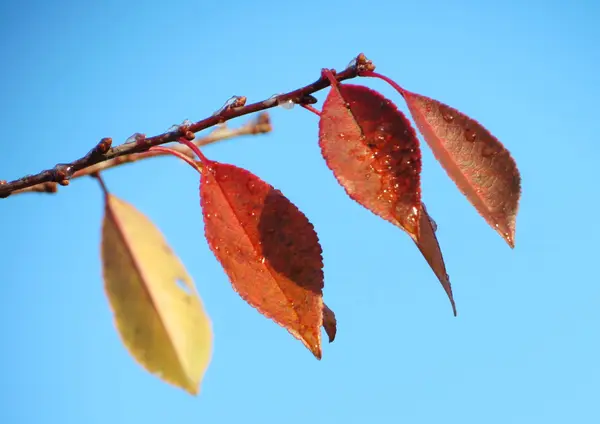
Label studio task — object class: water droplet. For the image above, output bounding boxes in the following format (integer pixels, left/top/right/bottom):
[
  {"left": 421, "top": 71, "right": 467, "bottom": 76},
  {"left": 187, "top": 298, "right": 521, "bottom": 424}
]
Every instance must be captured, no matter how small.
[
  {"left": 338, "top": 132, "right": 346, "bottom": 139},
  {"left": 405, "top": 206, "right": 420, "bottom": 227},
  {"left": 464, "top": 128, "right": 477, "bottom": 142},
  {"left": 216, "top": 172, "right": 229, "bottom": 182},
  {"left": 213, "top": 96, "right": 245, "bottom": 115},
  {"left": 482, "top": 144, "right": 499, "bottom": 158},
  {"left": 372, "top": 154, "right": 394, "bottom": 173},
  {"left": 430, "top": 216, "right": 438, "bottom": 232},
  {"left": 365, "top": 172, "right": 372, "bottom": 180},
  {"left": 442, "top": 112, "right": 454, "bottom": 123},
  {"left": 264, "top": 93, "right": 281, "bottom": 107},
  {"left": 260, "top": 256, "right": 266, "bottom": 264},
  {"left": 246, "top": 180, "right": 258, "bottom": 193},
  {"left": 125, "top": 132, "right": 145, "bottom": 144},
  {"left": 54, "top": 163, "right": 75, "bottom": 181},
  {"left": 278, "top": 99, "right": 295, "bottom": 110}
]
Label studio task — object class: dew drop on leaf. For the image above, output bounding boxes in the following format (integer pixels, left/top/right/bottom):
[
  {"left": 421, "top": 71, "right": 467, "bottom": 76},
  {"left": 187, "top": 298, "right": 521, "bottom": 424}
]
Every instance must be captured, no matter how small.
[{"left": 464, "top": 127, "right": 477, "bottom": 142}]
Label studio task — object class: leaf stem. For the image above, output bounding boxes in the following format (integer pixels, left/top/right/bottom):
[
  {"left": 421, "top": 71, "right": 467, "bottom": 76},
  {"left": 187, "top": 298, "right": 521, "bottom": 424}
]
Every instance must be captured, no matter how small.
[
  {"left": 149, "top": 146, "right": 203, "bottom": 173},
  {"left": 300, "top": 104, "right": 322, "bottom": 117},
  {"left": 321, "top": 69, "right": 339, "bottom": 87},
  {"left": 359, "top": 71, "right": 407, "bottom": 97},
  {"left": 92, "top": 173, "right": 110, "bottom": 197},
  {"left": 176, "top": 137, "right": 210, "bottom": 166}
]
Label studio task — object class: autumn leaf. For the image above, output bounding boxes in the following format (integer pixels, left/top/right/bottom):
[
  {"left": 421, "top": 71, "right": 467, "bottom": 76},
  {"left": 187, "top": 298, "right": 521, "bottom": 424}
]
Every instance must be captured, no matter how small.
[
  {"left": 200, "top": 161, "right": 325, "bottom": 359},
  {"left": 319, "top": 77, "right": 422, "bottom": 238},
  {"left": 100, "top": 185, "right": 212, "bottom": 395},
  {"left": 404, "top": 91, "right": 520, "bottom": 247},
  {"left": 323, "top": 303, "right": 337, "bottom": 343},
  {"left": 360, "top": 71, "right": 521, "bottom": 247},
  {"left": 415, "top": 204, "right": 455, "bottom": 315},
  {"left": 318, "top": 70, "right": 455, "bottom": 314}
]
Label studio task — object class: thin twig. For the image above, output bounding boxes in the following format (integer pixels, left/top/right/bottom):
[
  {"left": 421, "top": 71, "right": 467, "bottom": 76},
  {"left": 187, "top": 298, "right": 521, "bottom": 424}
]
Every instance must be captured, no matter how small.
[
  {"left": 0, "top": 53, "right": 375, "bottom": 198},
  {"left": 5, "top": 112, "right": 272, "bottom": 196}
]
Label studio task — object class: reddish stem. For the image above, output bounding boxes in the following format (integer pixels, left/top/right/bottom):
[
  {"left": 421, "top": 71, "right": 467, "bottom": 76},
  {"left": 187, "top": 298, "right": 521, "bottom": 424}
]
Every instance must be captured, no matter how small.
[
  {"left": 359, "top": 71, "right": 407, "bottom": 97},
  {"left": 300, "top": 104, "right": 322, "bottom": 116},
  {"left": 321, "top": 69, "right": 338, "bottom": 87},
  {"left": 149, "top": 146, "right": 203, "bottom": 173},
  {"left": 176, "top": 137, "right": 211, "bottom": 166}
]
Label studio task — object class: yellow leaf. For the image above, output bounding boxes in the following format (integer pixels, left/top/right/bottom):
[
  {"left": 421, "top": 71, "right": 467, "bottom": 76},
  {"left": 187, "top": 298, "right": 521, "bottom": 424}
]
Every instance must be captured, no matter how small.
[{"left": 101, "top": 194, "right": 212, "bottom": 395}]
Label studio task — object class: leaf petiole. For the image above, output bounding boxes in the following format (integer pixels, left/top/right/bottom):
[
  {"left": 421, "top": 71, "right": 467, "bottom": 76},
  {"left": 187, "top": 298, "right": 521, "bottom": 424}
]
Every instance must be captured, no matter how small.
[
  {"left": 359, "top": 70, "right": 407, "bottom": 97},
  {"left": 148, "top": 146, "right": 203, "bottom": 173}
]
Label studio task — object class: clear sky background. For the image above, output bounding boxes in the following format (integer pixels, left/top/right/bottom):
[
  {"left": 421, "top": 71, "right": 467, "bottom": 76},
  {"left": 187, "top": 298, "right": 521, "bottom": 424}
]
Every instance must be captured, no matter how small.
[{"left": 1, "top": 0, "right": 599, "bottom": 423}]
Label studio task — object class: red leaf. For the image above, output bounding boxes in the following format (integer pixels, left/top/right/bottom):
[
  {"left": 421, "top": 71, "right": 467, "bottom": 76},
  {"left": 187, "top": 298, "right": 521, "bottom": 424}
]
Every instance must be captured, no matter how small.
[
  {"left": 402, "top": 90, "right": 521, "bottom": 248},
  {"left": 200, "top": 161, "right": 325, "bottom": 359},
  {"left": 415, "top": 203, "right": 456, "bottom": 315},
  {"left": 319, "top": 81, "right": 422, "bottom": 237},
  {"left": 318, "top": 72, "right": 456, "bottom": 314}
]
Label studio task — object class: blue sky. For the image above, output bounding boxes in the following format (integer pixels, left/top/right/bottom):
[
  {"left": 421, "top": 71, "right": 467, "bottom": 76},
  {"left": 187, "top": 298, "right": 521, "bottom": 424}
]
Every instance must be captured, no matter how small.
[{"left": 1, "top": 0, "right": 599, "bottom": 423}]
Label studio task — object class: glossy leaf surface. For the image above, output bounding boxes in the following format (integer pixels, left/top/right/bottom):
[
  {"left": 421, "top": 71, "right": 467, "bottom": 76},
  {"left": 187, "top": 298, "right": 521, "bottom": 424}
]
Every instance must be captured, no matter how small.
[
  {"left": 403, "top": 90, "right": 521, "bottom": 247},
  {"left": 101, "top": 193, "right": 212, "bottom": 395},
  {"left": 319, "top": 82, "right": 422, "bottom": 237},
  {"left": 200, "top": 161, "right": 325, "bottom": 358},
  {"left": 319, "top": 79, "right": 455, "bottom": 313}
]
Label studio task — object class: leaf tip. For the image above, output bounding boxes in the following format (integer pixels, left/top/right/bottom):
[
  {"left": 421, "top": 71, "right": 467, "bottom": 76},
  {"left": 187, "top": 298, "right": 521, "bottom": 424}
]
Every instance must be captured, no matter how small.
[{"left": 323, "top": 303, "right": 337, "bottom": 343}]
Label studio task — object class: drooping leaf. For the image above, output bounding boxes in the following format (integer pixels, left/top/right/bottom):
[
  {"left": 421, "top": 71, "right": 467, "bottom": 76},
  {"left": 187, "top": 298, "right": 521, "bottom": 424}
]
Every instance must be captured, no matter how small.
[
  {"left": 402, "top": 90, "right": 521, "bottom": 248},
  {"left": 318, "top": 75, "right": 455, "bottom": 314},
  {"left": 101, "top": 193, "right": 212, "bottom": 395},
  {"left": 323, "top": 303, "right": 337, "bottom": 343},
  {"left": 415, "top": 203, "right": 456, "bottom": 315},
  {"left": 200, "top": 161, "right": 325, "bottom": 359}
]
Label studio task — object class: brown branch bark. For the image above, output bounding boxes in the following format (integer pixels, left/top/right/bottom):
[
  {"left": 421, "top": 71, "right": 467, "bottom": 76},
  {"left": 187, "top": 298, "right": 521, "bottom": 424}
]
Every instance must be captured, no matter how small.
[
  {"left": 7, "top": 113, "right": 272, "bottom": 196},
  {"left": 0, "top": 53, "right": 375, "bottom": 199}
]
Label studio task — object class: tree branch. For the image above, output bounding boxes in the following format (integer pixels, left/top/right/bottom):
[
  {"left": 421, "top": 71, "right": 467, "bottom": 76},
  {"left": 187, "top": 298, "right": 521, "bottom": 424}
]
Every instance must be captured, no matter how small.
[
  {"left": 6, "top": 112, "right": 272, "bottom": 196},
  {"left": 0, "top": 53, "right": 375, "bottom": 199}
]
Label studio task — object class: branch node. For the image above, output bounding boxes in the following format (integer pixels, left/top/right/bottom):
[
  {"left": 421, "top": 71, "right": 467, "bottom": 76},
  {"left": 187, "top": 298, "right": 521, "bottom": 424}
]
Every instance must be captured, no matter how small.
[
  {"left": 96, "top": 137, "right": 113, "bottom": 154},
  {"left": 298, "top": 94, "right": 318, "bottom": 105}
]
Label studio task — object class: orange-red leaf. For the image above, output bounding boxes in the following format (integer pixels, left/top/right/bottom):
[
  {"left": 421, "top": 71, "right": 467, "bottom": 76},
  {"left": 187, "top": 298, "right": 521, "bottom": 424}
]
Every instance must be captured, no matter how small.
[
  {"left": 319, "top": 82, "right": 422, "bottom": 237},
  {"left": 319, "top": 78, "right": 455, "bottom": 314},
  {"left": 200, "top": 162, "right": 325, "bottom": 359},
  {"left": 402, "top": 90, "right": 521, "bottom": 247}
]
